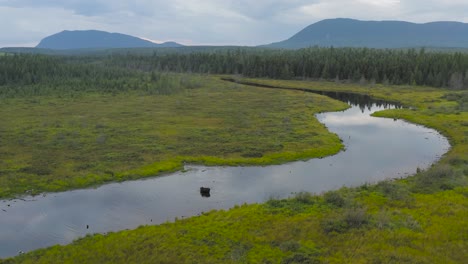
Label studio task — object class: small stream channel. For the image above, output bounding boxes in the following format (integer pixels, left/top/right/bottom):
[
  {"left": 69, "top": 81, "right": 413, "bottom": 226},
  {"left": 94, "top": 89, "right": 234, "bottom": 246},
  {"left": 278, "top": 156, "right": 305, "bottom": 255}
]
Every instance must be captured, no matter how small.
[{"left": 0, "top": 88, "right": 450, "bottom": 258}]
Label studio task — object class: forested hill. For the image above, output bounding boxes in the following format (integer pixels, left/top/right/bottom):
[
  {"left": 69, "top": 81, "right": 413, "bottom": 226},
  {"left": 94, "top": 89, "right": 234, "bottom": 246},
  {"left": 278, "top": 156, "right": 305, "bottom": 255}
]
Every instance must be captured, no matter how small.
[
  {"left": 266, "top": 18, "right": 468, "bottom": 49},
  {"left": 36, "top": 30, "right": 183, "bottom": 50}
]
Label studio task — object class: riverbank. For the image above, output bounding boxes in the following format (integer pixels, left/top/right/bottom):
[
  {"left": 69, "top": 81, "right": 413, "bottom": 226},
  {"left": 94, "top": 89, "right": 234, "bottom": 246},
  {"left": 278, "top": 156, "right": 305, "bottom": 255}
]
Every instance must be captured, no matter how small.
[
  {"left": 235, "top": 77, "right": 467, "bottom": 176},
  {"left": 0, "top": 75, "right": 347, "bottom": 199},
  {"left": 4, "top": 77, "right": 466, "bottom": 263}
]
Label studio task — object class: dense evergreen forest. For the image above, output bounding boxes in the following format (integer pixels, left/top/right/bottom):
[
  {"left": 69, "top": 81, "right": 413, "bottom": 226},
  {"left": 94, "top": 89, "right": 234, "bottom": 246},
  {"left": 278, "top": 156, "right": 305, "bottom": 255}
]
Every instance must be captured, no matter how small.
[
  {"left": 1, "top": 47, "right": 468, "bottom": 96},
  {"left": 111, "top": 48, "right": 468, "bottom": 89},
  {"left": 0, "top": 55, "right": 199, "bottom": 97}
]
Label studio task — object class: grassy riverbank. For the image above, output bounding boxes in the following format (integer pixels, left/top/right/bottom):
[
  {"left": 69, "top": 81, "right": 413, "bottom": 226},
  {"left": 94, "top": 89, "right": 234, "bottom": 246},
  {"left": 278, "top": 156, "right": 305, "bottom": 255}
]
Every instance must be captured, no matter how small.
[
  {"left": 237, "top": 77, "right": 468, "bottom": 177},
  {"left": 3, "top": 77, "right": 467, "bottom": 263},
  {"left": 6, "top": 188, "right": 467, "bottom": 263},
  {"left": 0, "top": 75, "right": 347, "bottom": 198}
]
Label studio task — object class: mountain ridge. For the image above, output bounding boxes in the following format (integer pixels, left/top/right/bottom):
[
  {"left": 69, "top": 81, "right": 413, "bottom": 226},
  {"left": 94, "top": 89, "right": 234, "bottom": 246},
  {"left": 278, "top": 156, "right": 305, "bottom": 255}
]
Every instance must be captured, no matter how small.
[
  {"left": 266, "top": 18, "right": 468, "bottom": 49},
  {"left": 36, "top": 30, "right": 183, "bottom": 50}
]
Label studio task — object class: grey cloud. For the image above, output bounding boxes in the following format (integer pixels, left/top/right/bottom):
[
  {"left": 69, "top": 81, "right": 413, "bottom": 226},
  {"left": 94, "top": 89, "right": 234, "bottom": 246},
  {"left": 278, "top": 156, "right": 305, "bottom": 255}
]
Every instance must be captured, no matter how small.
[
  {"left": 398, "top": 0, "right": 468, "bottom": 21},
  {"left": 1, "top": 0, "right": 316, "bottom": 18},
  {"left": 0, "top": 0, "right": 467, "bottom": 47},
  {"left": 224, "top": 0, "right": 319, "bottom": 20},
  {"left": 0, "top": 0, "right": 176, "bottom": 16},
  {"left": 0, "top": 0, "right": 111, "bottom": 16}
]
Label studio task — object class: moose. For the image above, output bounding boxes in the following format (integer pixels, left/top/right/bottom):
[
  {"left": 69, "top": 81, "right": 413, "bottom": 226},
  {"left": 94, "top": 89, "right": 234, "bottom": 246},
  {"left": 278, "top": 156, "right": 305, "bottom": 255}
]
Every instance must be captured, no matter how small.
[{"left": 200, "top": 187, "right": 211, "bottom": 197}]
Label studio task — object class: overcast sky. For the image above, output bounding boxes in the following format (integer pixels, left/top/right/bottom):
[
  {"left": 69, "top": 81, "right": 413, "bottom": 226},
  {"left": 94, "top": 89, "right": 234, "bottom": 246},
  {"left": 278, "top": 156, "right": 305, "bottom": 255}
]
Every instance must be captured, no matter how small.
[{"left": 1, "top": 0, "right": 467, "bottom": 47}]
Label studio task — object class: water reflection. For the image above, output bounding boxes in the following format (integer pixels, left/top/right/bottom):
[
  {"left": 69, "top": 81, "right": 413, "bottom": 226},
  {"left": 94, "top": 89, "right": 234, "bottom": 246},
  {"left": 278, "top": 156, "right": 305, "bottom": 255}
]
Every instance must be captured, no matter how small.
[
  {"left": 306, "top": 90, "right": 401, "bottom": 113},
  {"left": 0, "top": 92, "right": 449, "bottom": 258}
]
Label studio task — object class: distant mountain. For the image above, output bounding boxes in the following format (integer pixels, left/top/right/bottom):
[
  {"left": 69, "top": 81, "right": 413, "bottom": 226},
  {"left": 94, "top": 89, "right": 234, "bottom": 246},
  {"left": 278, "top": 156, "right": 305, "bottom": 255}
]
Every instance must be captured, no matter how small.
[
  {"left": 266, "top": 18, "right": 468, "bottom": 49},
  {"left": 36, "top": 30, "right": 183, "bottom": 50}
]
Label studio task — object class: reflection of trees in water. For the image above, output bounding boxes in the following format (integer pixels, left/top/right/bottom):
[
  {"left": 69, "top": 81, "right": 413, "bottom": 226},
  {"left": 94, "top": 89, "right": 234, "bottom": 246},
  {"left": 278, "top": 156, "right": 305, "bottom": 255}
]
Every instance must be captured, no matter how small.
[
  {"left": 221, "top": 79, "right": 402, "bottom": 111},
  {"left": 310, "top": 91, "right": 401, "bottom": 112}
]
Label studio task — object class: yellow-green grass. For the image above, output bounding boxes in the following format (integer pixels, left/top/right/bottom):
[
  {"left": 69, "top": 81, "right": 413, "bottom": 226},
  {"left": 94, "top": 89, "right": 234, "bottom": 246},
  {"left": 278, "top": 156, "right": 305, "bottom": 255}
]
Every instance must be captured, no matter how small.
[
  {"left": 0, "top": 76, "right": 347, "bottom": 198},
  {"left": 3, "top": 77, "right": 467, "bottom": 263},
  {"left": 5, "top": 187, "right": 467, "bottom": 264}
]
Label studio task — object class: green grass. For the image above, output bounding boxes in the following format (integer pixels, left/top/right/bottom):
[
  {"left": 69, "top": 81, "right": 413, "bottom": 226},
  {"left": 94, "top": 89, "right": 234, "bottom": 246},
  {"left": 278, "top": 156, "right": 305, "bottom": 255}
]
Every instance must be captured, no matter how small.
[
  {"left": 3, "top": 77, "right": 467, "bottom": 263},
  {"left": 0, "top": 75, "right": 347, "bottom": 198},
  {"left": 5, "top": 187, "right": 467, "bottom": 263}
]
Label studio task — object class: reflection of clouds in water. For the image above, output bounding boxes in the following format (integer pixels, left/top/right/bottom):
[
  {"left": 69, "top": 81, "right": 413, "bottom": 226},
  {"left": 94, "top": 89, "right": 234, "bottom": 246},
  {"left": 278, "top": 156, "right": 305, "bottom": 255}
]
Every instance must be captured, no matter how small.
[
  {"left": 63, "top": 228, "right": 81, "bottom": 243},
  {"left": 321, "top": 107, "right": 433, "bottom": 135},
  {"left": 322, "top": 114, "right": 390, "bottom": 126},
  {"left": 320, "top": 104, "right": 391, "bottom": 127},
  {"left": 23, "top": 211, "right": 48, "bottom": 229}
]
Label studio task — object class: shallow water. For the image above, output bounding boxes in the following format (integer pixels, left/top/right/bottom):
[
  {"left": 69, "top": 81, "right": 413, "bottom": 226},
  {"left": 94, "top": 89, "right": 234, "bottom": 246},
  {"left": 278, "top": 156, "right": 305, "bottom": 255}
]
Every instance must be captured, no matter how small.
[{"left": 0, "top": 94, "right": 450, "bottom": 258}]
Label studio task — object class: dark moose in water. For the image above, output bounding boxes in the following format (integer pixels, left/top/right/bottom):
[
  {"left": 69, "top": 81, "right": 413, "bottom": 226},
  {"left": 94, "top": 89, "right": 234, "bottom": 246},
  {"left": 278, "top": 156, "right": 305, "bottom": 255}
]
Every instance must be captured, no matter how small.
[{"left": 0, "top": 88, "right": 449, "bottom": 258}]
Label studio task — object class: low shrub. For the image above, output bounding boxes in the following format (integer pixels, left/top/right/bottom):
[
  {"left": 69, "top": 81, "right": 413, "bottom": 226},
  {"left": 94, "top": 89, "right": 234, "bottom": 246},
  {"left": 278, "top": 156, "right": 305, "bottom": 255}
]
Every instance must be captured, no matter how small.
[
  {"left": 344, "top": 207, "right": 370, "bottom": 229},
  {"left": 293, "top": 192, "right": 315, "bottom": 205},
  {"left": 279, "top": 240, "right": 301, "bottom": 252},
  {"left": 376, "top": 180, "right": 412, "bottom": 202},
  {"left": 321, "top": 207, "right": 370, "bottom": 234},
  {"left": 413, "top": 165, "right": 456, "bottom": 192},
  {"left": 323, "top": 191, "right": 346, "bottom": 207}
]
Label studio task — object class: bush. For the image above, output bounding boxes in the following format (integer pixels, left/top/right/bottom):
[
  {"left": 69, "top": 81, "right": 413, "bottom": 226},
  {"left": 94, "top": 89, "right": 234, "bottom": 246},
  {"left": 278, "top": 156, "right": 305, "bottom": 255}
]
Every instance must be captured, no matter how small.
[
  {"left": 229, "top": 242, "right": 252, "bottom": 262},
  {"left": 293, "top": 192, "right": 315, "bottom": 204},
  {"left": 266, "top": 198, "right": 285, "bottom": 209},
  {"left": 376, "top": 180, "right": 412, "bottom": 202},
  {"left": 344, "top": 207, "right": 370, "bottom": 228},
  {"left": 321, "top": 207, "right": 370, "bottom": 234},
  {"left": 321, "top": 217, "right": 348, "bottom": 234},
  {"left": 375, "top": 210, "right": 393, "bottom": 230},
  {"left": 413, "top": 164, "right": 458, "bottom": 192},
  {"left": 447, "top": 155, "right": 467, "bottom": 166},
  {"left": 323, "top": 191, "right": 346, "bottom": 207},
  {"left": 280, "top": 240, "right": 301, "bottom": 252},
  {"left": 401, "top": 214, "right": 422, "bottom": 231}
]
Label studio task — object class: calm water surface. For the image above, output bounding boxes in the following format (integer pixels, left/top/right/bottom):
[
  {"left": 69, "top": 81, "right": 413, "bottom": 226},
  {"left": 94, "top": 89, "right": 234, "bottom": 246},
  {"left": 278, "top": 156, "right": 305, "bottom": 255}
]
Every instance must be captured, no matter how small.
[{"left": 0, "top": 94, "right": 450, "bottom": 258}]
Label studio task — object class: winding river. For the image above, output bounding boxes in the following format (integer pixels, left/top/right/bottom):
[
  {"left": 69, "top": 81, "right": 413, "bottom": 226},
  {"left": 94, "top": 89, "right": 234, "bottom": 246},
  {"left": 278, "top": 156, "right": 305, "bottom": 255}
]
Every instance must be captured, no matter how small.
[{"left": 0, "top": 89, "right": 450, "bottom": 258}]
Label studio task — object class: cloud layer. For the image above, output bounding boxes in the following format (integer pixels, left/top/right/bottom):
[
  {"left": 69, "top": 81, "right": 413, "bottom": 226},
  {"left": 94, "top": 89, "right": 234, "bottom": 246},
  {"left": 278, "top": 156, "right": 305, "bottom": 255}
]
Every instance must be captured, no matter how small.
[{"left": 1, "top": 0, "right": 467, "bottom": 47}]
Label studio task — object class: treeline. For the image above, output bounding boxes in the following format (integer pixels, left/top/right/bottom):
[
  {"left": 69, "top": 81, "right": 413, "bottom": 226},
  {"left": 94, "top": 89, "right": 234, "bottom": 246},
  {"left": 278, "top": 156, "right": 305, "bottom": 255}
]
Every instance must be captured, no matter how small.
[
  {"left": 0, "top": 55, "right": 201, "bottom": 97},
  {"left": 0, "top": 55, "right": 138, "bottom": 85},
  {"left": 2, "top": 47, "right": 468, "bottom": 95},
  {"left": 106, "top": 47, "right": 468, "bottom": 89}
]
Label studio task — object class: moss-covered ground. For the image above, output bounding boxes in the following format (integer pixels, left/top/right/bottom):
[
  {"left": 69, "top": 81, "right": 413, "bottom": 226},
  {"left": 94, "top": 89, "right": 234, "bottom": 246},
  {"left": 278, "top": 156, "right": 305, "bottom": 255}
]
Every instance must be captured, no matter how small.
[{"left": 2, "top": 77, "right": 467, "bottom": 263}]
